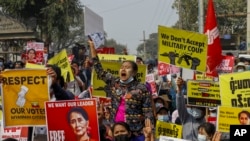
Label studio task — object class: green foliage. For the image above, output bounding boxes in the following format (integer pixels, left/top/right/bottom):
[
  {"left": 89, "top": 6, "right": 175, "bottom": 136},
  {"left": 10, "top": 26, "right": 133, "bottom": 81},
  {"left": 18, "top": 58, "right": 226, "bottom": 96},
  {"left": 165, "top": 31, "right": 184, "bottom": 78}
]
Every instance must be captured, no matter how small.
[
  {"left": 172, "top": 0, "right": 199, "bottom": 31},
  {"left": 172, "top": 0, "right": 247, "bottom": 36},
  {"left": 213, "top": 0, "right": 247, "bottom": 36},
  {"left": 0, "top": 0, "right": 83, "bottom": 42}
]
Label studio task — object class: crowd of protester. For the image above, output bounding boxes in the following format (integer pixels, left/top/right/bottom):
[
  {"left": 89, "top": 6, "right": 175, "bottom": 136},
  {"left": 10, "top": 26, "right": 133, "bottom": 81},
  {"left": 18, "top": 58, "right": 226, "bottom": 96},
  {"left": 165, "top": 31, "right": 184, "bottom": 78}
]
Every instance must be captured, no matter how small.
[{"left": 2, "top": 42, "right": 250, "bottom": 141}]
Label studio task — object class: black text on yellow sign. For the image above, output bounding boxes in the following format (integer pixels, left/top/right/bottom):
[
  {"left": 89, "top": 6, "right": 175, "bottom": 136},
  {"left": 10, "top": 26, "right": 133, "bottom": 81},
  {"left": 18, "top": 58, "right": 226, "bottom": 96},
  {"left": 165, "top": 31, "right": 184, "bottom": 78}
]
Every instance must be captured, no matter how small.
[
  {"left": 10, "top": 108, "right": 46, "bottom": 120},
  {"left": 187, "top": 80, "right": 221, "bottom": 107},
  {"left": 2, "top": 76, "right": 47, "bottom": 85}
]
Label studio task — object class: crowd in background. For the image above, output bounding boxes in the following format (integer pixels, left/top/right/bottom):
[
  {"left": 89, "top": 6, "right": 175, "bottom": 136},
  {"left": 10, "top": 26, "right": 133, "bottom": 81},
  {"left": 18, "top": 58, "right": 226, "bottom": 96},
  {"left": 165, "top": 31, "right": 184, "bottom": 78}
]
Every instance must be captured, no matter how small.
[{"left": 1, "top": 44, "right": 250, "bottom": 141}]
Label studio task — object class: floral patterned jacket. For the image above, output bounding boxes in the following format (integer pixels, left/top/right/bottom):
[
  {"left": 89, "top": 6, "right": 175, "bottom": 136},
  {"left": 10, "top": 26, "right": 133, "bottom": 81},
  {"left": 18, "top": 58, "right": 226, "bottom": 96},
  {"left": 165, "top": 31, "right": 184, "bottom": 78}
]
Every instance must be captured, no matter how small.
[{"left": 92, "top": 56, "right": 154, "bottom": 133}]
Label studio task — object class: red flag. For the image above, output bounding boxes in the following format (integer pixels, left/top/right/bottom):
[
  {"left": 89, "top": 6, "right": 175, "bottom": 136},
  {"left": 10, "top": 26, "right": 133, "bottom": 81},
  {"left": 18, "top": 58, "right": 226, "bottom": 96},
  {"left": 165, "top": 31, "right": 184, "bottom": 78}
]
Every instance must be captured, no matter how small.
[{"left": 204, "top": 0, "right": 223, "bottom": 77}]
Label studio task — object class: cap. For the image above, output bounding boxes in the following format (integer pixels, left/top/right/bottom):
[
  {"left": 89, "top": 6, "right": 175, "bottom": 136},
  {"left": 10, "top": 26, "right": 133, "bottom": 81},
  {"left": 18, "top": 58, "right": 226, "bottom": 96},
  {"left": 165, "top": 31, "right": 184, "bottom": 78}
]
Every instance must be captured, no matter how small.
[
  {"left": 235, "top": 62, "right": 246, "bottom": 70},
  {"left": 209, "top": 107, "right": 217, "bottom": 111},
  {"left": 153, "top": 95, "right": 171, "bottom": 105},
  {"left": 156, "top": 106, "right": 169, "bottom": 114}
]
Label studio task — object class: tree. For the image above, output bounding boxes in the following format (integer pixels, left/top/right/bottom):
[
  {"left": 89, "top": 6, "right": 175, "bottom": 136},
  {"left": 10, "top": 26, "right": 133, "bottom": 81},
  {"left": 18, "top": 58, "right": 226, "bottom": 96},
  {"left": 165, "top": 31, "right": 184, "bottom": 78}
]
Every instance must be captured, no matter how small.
[
  {"left": 172, "top": 0, "right": 199, "bottom": 31},
  {"left": 137, "top": 33, "right": 158, "bottom": 59},
  {"left": 172, "top": 0, "right": 247, "bottom": 36},
  {"left": 0, "top": 0, "right": 83, "bottom": 46},
  {"left": 104, "top": 38, "right": 128, "bottom": 54}
]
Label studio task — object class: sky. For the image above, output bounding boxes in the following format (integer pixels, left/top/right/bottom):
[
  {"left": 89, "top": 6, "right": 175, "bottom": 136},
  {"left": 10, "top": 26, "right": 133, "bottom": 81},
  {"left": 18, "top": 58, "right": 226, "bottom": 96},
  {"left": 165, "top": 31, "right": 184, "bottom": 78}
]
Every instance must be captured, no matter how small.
[{"left": 81, "top": 0, "right": 179, "bottom": 55}]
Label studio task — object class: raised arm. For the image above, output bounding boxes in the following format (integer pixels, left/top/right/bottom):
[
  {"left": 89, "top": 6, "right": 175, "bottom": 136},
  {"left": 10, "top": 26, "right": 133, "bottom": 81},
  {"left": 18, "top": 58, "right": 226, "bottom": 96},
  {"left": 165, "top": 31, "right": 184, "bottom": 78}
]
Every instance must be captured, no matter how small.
[
  {"left": 88, "top": 40, "right": 115, "bottom": 84},
  {"left": 176, "top": 77, "right": 190, "bottom": 123}
]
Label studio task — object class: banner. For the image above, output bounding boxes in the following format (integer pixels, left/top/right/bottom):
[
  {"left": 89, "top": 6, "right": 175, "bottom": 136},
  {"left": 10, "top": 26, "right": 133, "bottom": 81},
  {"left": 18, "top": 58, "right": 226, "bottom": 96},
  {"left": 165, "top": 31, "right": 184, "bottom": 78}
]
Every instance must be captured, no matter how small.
[
  {"left": 92, "top": 61, "right": 147, "bottom": 97},
  {"left": 216, "top": 55, "right": 234, "bottom": 74},
  {"left": 217, "top": 106, "right": 250, "bottom": 132},
  {"left": 1, "top": 125, "right": 28, "bottom": 140},
  {"left": 219, "top": 71, "right": 250, "bottom": 107},
  {"left": 88, "top": 32, "right": 105, "bottom": 48},
  {"left": 1, "top": 69, "right": 49, "bottom": 127},
  {"left": 194, "top": 73, "right": 213, "bottom": 81},
  {"left": 1, "top": 109, "right": 29, "bottom": 140},
  {"left": 25, "top": 62, "right": 45, "bottom": 69},
  {"left": 159, "top": 136, "right": 190, "bottom": 141},
  {"left": 48, "top": 49, "right": 74, "bottom": 82},
  {"left": 96, "top": 47, "right": 115, "bottom": 54},
  {"left": 155, "top": 120, "right": 182, "bottom": 139},
  {"left": 187, "top": 80, "right": 221, "bottom": 107},
  {"left": 158, "top": 61, "right": 180, "bottom": 76},
  {"left": 45, "top": 99, "right": 99, "bottom": 141},
  {"left": 26, "top": 42, "right": 44, "bottom": 64},
  {"left": 146, "top": 74, "right": 157, "bottom": 95},
  {"left": 97, "top": 54, "right": 136, "bottom": 62},
  {"left": 158, "top": 26, "right": 208, "bottom": 72},
  {"left": 92, "top": 96, "right": 111, "bottom": 108}
]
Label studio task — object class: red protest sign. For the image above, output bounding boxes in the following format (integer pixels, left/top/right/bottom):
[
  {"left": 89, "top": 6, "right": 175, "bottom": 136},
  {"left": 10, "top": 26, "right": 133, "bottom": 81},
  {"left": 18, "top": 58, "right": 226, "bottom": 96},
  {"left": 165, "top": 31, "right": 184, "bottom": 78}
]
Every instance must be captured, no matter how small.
[{"left": 45, "top": 99, "right": 99, "bottom": 141}]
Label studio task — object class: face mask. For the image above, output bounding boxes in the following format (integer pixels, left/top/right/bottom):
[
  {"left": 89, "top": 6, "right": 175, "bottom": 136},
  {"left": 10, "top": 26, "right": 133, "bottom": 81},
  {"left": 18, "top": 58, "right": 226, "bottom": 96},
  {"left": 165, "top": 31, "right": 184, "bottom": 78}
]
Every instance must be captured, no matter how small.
[
  {"left": 155, "top": 103, "right": 163, "bottom": 108},
  {"left": 120, "top": 76, "right": 134, "bottom": 84},
  {"left": 114, "top": 134, "right": 130, "bottom": 141},
  {"left": 198, "top": 134, "right": 207, "bottom": 141},
  {"left": 237, "top": 69, "right": 244, "bottom": 72},
  {"left": 158, "top": 115, "right": 169, "bottom": 122}
]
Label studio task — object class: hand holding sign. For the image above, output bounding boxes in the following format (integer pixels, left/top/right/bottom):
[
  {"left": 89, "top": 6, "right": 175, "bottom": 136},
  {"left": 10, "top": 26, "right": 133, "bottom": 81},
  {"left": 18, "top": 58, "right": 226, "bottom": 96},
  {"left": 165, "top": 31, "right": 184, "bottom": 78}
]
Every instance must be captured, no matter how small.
[
  {"left": 46, "top": 66, "right": 57, "bottom": 85},
  {"left": 88, "top": 32, "right": 104, "bottom": 49}
]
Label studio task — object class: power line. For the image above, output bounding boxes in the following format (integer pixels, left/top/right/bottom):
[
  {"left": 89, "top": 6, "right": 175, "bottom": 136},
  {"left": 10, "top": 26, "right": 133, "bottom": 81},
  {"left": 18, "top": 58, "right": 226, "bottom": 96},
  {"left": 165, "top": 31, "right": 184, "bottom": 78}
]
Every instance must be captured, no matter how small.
[
  {"left": 151, "top": 0, "right": 168, "bottom": 32},
  {"left": 164, "top": 0, "right": 175, "bottom": 26},
  {"left": 147, "top": 0, "right": 162, "bottom": 33}
]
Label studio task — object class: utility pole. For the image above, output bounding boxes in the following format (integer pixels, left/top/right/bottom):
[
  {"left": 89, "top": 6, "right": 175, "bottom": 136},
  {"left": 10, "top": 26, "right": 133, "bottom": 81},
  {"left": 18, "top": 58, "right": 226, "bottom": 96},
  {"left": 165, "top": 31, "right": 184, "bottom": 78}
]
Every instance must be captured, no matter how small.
[
  {"left": 178, "top": 0, "right": 182, "bottom": 29},
  {"left": 198, "top": 0, "right": 204, "bottom": 33},
  {"left": 247, "top": 0, "right": 250, "bottom": 51},
  {"left": 140, "top": 30, "right": 146, "bottom": 60}
]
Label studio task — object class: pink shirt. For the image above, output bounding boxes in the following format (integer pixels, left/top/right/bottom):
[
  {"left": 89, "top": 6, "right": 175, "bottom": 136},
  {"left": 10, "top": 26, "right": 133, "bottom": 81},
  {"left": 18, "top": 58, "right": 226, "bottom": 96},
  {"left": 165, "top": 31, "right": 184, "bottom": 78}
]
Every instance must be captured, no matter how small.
[{"left": 115, "top": 96, "right": 126, "bottom": 122}]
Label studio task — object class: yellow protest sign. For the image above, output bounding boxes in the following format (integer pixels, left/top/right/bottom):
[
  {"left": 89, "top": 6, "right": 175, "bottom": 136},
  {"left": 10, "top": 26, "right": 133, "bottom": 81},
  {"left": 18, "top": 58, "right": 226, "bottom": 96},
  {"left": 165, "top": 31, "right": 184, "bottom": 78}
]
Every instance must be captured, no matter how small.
[
  {"left": 155, "top": 120, "right": 182, "bottom": 139},
  {"left": 187, "top": 80, "right": 221, "bottom": 107},
  {"left": 1, "top": 69, "right": 49, "bottom": 127},
  {"left": 92, "top": 61, "right": 146, "bottom": 97},
  {"left": 217, "top": 106, "right": 250, "bottom": 132},
  {"left": 158, "top": 26, "right": 208, "bottom": 72},
  {"left": 25, "top": 63, "right": 45, "bottom": 69},
  {"left": 98, "top": 54, "right": 136, "bottom": 62},
  {"left": 48, "top": 49, "right": 74, "bottom": 82},
  {"left": 195, "top": 73, "right": 213, "bottom": 81},
  {"left": 219, "top": 71, "right": 250, "bottom": 107}
]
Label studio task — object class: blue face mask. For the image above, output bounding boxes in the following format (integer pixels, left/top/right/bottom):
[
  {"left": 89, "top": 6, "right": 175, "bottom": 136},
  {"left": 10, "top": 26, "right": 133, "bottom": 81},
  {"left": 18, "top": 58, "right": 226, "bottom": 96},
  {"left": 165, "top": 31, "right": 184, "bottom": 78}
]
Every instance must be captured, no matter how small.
[{"left": 158, "top": 115, "right": 169, "bottom": 122}]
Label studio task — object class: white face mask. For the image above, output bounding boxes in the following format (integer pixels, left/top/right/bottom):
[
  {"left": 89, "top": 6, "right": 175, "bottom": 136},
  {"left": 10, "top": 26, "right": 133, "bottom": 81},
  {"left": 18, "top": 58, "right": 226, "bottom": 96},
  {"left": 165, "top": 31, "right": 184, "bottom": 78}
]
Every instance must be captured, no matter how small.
[{"left": 198, "top": 134, "right": 207, "bottom": 141}]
